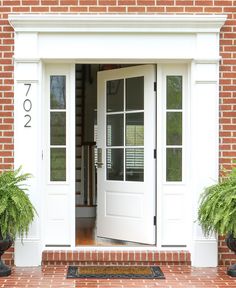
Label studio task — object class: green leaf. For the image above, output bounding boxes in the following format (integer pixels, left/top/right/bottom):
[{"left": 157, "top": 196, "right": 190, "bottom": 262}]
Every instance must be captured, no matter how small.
[
  {"left": 198, "top": 168, "right": 236, "bottom": 237},
  {"left": 0, "top": 167, "right": 36, "bottom": 240}
]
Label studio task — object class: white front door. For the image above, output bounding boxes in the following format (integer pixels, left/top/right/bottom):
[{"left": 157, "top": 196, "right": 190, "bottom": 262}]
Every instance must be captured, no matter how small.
[{"left": 97, "top": 65, "right": 156, "bottom": 245}]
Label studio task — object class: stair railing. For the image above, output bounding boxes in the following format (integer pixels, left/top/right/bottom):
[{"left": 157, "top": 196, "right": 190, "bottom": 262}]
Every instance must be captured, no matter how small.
[{"left": 81, "top": 142, "right": 97, "bottom": 206}]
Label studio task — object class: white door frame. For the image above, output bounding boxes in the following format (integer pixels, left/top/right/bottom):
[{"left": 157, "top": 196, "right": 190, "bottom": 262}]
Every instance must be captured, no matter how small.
[{"left": 11, "top": 14, "right": 226, "bottom": 267}]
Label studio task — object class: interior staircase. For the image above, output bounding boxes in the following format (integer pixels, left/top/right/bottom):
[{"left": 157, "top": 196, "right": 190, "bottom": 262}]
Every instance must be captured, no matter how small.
[
  {"left": 75, "top": 64, "right": 96, "bottom": 217},
  {"left": 75, "top": 64, "right": 84, "bottom": 211}
]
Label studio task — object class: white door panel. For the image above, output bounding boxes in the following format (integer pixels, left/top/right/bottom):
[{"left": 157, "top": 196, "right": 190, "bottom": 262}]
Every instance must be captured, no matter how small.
[
  {"left": 44, "top": 64, "right": 75, "bottom": 246},
  {"left": 97, "top": 65, "right": 156, "bottom": 245}
]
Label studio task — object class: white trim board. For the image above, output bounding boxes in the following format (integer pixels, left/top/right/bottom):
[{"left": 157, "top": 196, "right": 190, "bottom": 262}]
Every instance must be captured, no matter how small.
[{"left": 9, "top": 14, "right": 227, "bottom": 33}]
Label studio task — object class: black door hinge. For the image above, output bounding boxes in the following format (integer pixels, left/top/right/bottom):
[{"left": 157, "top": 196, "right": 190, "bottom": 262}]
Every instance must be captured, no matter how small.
[
  {"left": 154, "top": 149, "right": 156, "bottom": 159},
  {"left": 154, "top": 216, "right": 156, "bottom": 226},
  {"left": 154, "top": 82, "right": 157, "bottom": 92}
]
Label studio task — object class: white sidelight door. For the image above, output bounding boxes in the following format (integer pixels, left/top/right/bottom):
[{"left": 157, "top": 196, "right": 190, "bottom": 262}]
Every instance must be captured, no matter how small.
[
  {"left": 97, "top": 65, "right": 156, "bottom": 245},
  {"left": 43, "top": 64, "right": 75, "bottom": 246}
]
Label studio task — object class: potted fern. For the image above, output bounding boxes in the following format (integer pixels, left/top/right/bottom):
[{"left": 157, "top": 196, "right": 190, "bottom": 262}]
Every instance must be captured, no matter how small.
[
  {"left": 198, "top": 167, "right": 236, "bottom": 276},
  {"left": 0, "top": 167, "right": 36, "bottom": 277}
]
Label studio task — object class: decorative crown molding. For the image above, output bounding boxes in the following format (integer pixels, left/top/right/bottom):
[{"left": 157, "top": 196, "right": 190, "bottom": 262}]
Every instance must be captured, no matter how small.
[{"left": 9, "top": 14, "right": 227, "bottom": 33}]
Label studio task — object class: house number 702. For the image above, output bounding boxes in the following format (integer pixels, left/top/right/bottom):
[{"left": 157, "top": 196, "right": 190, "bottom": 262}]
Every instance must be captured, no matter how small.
[{"left": 23, "top": 83, "right": 32, "bottom": 128}]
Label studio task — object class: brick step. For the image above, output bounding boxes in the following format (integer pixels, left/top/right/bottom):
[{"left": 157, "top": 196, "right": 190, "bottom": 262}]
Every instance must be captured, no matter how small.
[{"left": 42, "top": 250, "right": 191, "bottom": 266}]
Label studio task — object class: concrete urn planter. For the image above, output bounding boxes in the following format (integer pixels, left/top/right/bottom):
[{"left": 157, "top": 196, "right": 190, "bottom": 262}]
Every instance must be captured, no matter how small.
[
  {"left": 226, "top": 234, "right": 236, "bottom": 277},
  {"left": 0, "top": 233, "right": 13, "bottom": 277}
]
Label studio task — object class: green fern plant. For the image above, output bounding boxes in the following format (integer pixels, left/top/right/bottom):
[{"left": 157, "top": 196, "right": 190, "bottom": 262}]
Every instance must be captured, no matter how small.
[
  {"left": 0, "top": 167, "right": 37, "bottom": 240},
  {"left": 198, "top": 167, "right": 236, "bottom": 237}
]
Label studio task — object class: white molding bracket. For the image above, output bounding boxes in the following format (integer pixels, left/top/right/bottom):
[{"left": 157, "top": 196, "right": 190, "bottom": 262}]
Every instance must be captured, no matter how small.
[{"left": 9, "top": 14, "right": 227, "bottom": 33}]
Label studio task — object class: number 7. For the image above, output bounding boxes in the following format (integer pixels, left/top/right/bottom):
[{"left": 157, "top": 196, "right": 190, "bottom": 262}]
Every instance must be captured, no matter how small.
[{"left": 24, "top": 83, "right": 31, "bottom": 97}]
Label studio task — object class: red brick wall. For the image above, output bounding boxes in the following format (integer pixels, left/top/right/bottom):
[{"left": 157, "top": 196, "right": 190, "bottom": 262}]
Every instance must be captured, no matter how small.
[
  {"left": 0, "top": 1, "right": 236, "bottom": 266},
  {"left": 2, "top": 246, "right": 14, "bottom": 266},
  {"left": 219, "top": 235, "right": 236, "bottom": 266}
]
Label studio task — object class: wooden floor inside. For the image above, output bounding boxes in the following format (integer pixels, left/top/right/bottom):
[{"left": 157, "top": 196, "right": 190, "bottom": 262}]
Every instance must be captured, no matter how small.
[{"left": 76, "top": 217, "right": 150, "bottom": 247}]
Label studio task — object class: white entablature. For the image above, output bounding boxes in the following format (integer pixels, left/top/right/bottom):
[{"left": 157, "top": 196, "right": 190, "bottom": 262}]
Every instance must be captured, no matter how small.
[{"left": 9, "top": 14, "right": 227, "bottom": 61}]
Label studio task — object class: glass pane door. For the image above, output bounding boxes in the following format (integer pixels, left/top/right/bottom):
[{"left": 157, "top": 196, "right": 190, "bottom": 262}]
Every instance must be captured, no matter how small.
[{"left": 97, "top": 64, "right": 156, "bottom": 244}]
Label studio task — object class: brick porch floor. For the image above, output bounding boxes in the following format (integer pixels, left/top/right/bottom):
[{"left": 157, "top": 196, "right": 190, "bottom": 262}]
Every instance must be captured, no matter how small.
[{"left": 0, "top": 265, "right": 236, "bottom": 287}]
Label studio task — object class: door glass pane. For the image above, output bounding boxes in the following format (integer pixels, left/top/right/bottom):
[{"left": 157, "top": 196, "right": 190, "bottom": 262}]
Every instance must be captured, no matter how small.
[
  {"left": 166, "top": 76, "right": 182, "bottom": 110},
  {"left": 126, "top": 148, "right": 144, "bottom": 181},
  {"left": 107, "top": 114, "right": 124, "bottom": 146},
  {"left": 50, "top": 112, "right": 66, "bottom": 145},
  {"left": 166, "top": 112, "right": 182, "bottom": 145},
  {"left": 166, "top": 148, "right": 182, "bottom": 181},
  {"left": 51, "top": 148, "right": 66, "bottom": 181},
  {"left": 126, "top": 77, "right": 144, "bottom": 111},
  {"left": 50, "top": 76, "right": 66, "bottom": 109},
  {"left": 126, "top": 113, "right": 144, "bottom": 146},
  {"left": 107, "top": 79, "right": 124, "bottom": 112},
  {"left": 106, "top": 148, "right": 124, "bottom": 181}
]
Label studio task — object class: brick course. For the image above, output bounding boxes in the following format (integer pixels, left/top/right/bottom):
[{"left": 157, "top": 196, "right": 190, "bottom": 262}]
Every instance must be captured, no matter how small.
[
  {"left": 41, "top": 250, "right": 191, "bottom": 266},
  {"left": 0, "top": 0, "right": 235, "bottom": 266}
]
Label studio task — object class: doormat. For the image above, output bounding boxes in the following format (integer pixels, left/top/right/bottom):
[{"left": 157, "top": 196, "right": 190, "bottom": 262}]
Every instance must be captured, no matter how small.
[{"left": 67, "top": 266, "right": 165, "bottom": 279}]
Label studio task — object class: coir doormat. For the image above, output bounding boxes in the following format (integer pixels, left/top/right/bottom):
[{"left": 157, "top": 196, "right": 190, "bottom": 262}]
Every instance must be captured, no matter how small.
[{"left": 67, "top": 266, "right": 165, "bottom": 279}]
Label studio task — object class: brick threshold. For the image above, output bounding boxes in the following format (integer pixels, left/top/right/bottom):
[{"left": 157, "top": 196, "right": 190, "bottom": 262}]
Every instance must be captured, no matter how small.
[{"left": 42, "top": 250, "right": 191, "bottom": 266}]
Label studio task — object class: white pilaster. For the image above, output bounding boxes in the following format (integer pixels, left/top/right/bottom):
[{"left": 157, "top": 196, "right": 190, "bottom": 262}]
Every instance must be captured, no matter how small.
[
  {"left": 191, "top": 61, "right": 219, "bottom": 267},
  {"left": 14, "top": 60, "right": 42, "bottom": 266}
]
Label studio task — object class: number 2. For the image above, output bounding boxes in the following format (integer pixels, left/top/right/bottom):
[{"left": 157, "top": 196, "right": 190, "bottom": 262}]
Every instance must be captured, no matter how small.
[{"left": 24, "top": 115, "right": 31, "bottom": 128}]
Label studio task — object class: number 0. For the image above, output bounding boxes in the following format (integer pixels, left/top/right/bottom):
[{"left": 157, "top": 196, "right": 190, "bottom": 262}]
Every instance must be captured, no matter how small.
[{"left": 23, "top": 99, "right": 32, "bottom": 112}]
